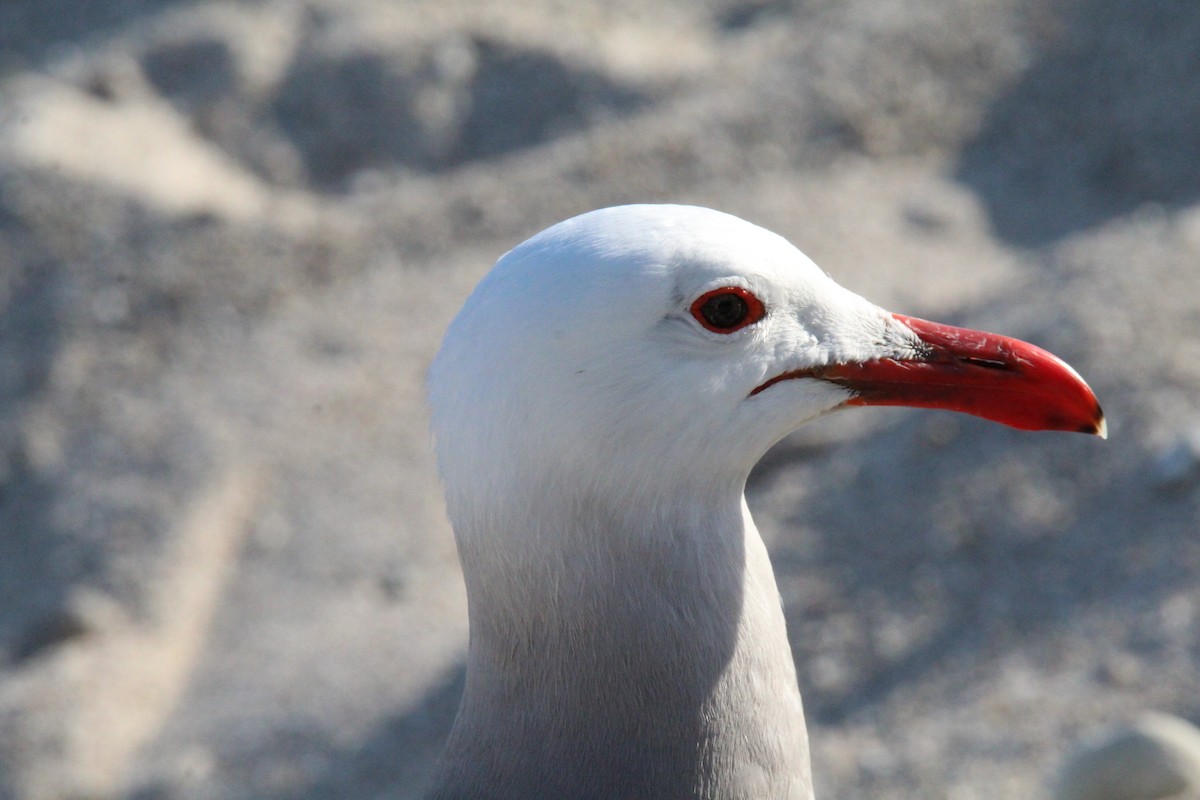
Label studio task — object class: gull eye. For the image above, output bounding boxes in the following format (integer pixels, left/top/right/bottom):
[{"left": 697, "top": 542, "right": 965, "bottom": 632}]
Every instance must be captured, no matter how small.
[{"left": 690, "top": 287, "right": 766, "bottom": 333}]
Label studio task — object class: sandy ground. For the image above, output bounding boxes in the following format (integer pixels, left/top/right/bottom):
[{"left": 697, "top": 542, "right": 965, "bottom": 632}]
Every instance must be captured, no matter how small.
[{"left": 0, "top": 1, "right": 1198, "bottom": 798}]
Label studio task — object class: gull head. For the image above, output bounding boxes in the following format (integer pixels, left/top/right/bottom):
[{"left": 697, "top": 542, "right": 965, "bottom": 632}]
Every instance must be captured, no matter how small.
[{"left": 428, "top": 204, "right": 1104, "bottom": 512}]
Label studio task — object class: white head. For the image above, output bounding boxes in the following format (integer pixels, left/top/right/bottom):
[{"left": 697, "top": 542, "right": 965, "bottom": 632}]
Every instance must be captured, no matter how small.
[{"left": 430, "top": 204, "right": 1101, "bottom": 516}]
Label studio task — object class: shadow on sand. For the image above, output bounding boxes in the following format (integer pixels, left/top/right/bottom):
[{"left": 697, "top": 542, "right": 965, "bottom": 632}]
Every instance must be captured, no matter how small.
[{"left": 955, "top": 0, "right": 1200, "bottom": 246}]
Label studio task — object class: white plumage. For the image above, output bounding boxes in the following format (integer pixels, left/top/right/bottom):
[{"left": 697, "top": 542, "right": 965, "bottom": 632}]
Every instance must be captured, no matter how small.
[{"left": 427, "top": 205, "right": 1103, "bottom": 799}]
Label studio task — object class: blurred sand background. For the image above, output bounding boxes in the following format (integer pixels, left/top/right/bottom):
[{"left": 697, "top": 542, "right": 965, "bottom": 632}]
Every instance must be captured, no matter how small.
[{"left": 0, "top": 1, "right": 1198, "bottom": 798}]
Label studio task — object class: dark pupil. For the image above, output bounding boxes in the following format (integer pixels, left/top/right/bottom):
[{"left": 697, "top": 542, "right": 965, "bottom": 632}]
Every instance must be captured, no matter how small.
[{"left": 701, "top": 293, "right": 748, "bottom": 329}]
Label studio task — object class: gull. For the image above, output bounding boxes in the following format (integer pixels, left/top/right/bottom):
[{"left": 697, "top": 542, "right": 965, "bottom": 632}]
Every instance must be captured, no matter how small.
[{"left": 426, "top": 205, "right": 1105, "bottom": 799}]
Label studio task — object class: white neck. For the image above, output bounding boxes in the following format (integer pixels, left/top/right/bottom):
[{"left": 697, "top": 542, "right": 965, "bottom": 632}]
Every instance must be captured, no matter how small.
[{"left": 429, "top": 482, "right": 814, "bottom": 800}]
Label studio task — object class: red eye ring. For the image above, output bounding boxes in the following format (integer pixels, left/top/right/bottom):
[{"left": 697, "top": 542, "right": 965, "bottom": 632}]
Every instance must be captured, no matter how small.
[{"left": 690, "top": 286, "right": 766, "bottom": 333}]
